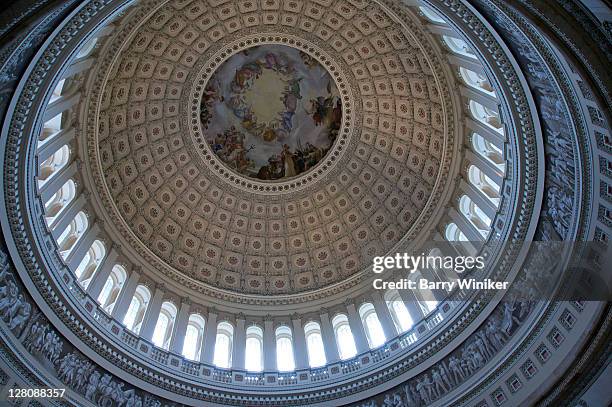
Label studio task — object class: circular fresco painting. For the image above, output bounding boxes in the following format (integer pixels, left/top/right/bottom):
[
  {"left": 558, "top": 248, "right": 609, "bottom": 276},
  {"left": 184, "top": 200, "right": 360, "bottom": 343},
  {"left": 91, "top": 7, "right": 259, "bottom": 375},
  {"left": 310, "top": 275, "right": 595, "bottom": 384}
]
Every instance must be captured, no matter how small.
[{"left": 200, "top": 45, "right": 342, "bottom": 181}]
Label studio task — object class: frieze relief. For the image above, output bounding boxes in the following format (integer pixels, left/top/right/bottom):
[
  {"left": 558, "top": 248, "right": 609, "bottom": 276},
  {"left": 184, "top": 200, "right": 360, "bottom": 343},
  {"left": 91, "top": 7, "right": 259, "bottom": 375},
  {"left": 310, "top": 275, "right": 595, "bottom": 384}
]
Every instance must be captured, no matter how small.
[
  {"left": 0, "top": 246, "right": 179, "bottom": 407},
  {"left": 476, "top": 0, "right": 584, "bottom": 242}
]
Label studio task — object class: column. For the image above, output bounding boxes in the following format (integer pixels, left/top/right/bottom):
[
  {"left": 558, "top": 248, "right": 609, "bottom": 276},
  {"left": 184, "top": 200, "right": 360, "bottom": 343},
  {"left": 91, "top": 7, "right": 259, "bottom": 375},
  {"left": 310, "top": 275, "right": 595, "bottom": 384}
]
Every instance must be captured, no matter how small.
[
  {"left": 86, "top": 246, "right": 120, "bottom": 298},
  {"left": 433, "top": 232, "right": 445, "bottom": 242},
  {"left": 51, "top": 194, "right": 86, "bottom": 238},
  {"left": 232, "top": 316, "right": 246, "bottom": 370},
  {"left": 346, "top": 303, "right": 369, "bottom": 353},
  {"left": 263, "top": 317, "right": 276, "bottom": 371},
  {"left": 419, "top": 268, "right": 448, "bottom": 302},
  {"left": 95, "top": 24, "right": 115, "bottom": 38},
  {"left": 459, "top": 179, "right": 498, "bottom": 221},
  {"left": 465, "top": 150, "right": 504, "bottom": 186},
  {"left": 170, "top": 299, "right": 191, "bottom": 354},
  {"left": 61, "top": 59, "right": 94, "bottom": 79},
  {"left": 112, "top": 269, "right": 140, "bottom": 320},
  {"left": 427, "top": 24, "right": 457, "bottom": 37},
  {"left": 433, "top": 250, "right": 462, "bottom": 284},
  {"left": 449, "top": 207, "right": 483, "bottom": 243},
  {"left": 39, "top": 160, "right": 78, "bottom": 202},
  {"left": 291, "top": 316, "right": 308, "bottom": 369},
  {"left": 371, "top": 292, "right": 398, "bottom": 341},
  {"left": 447, "top": 211, "right": 479, "bottom": 258},
  {"left": 397, "top": 287, "right": 426, "bottom": 324},
  {"left": 437, "top": 227, "right": 470, "bottom": 258},
  {"left": 200, "top": 309, "right": 218, "bottom": 364},
  {"left": 43, "top": 93, "right": 81, "bottom": 121},
  {"left": 66, "top": 222, "right": 101, "bottom": 270},
  {"left": 448, "top": 54, "right": 485, "bottom": 74},
  {"left": 139, "top": 286, "right": 164, "bottom": 340},
  {"left": 466, "top": 118, "right": 505, "bottom": 147},
  {"left": 460, "top": 86, "right": 498, "bottom": 110},
  {"left": 37, "top": 128, "right": 75, "bottom": 162},
  {"left": 319, "top": 311, "right": 340, "bottom": 363}
]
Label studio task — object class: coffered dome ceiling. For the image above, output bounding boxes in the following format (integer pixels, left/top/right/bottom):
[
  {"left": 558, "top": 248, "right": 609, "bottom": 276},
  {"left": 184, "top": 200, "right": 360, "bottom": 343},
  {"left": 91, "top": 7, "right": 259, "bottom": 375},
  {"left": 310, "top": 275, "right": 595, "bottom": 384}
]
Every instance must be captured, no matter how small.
[{"left": 89, "top": 0, "right": 455, "bottom": 295}]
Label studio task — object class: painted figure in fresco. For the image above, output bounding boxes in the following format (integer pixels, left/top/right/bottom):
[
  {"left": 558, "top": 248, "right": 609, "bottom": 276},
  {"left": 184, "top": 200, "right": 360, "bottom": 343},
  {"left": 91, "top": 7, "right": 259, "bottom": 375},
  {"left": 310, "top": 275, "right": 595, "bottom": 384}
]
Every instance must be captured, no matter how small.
[
  {"left": 272, "top": 77, "right": 303, "bottom": 135},
  {"left": 282, "top": 144, "right": 297, "bottom": 177},
  {"left": 256, "top": 155, "right": 284, "bottom": 180},
  {"left": 232, "top": 62, "right": 262, "bottom": 89},
  {"left": 299, "top": 50, "right": 318, "bottom": 69},
  {"left": 261, "top": 126, "right": 277, "bottom": 142},
  {"left": 208, "top": 127, "right": 255, "bottom": 173},
  {"left": 227, "top": 93, "right": 250, "bottom": 120},
  {"left": 308, "top": 96, "right": 329, "bottom": 126},
  {"left": 6, "top": 293, "right": 24, "bottom": 320},
  {"left": 283, "top": 77, "right": 302, "bottom": 110},
  {"left": 305, "top": 85, "right": 342, "bottom": 133},
  {"left": 278, "top": 111, "right": 295, "bottom": 132},
  {"left": 200, "top": 79, "right": 223, "bottom": 129},
  {"left": 202, "top": 45, "right": 343, "bottom": 180},
  {"left": 263, "top": 52, "right": 293, "bottom": 74},
  {"left": 415, "top": 377, "right": 431, "bottom": 403}
]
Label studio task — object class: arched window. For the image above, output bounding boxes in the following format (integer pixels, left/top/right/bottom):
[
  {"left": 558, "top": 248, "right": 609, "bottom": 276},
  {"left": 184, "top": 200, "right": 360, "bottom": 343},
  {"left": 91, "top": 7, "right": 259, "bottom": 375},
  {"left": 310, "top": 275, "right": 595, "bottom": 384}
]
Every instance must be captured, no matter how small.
[
  {"left": 419, "top": 6, "right": 446, "bottom": 24},
  {"left": 39, "top": 113, "right": 63, "bottom": 145},
  {"left": 97, "top": 265, "right": 127, "bottom": 313},
  {"left": 445, "top": 223, "right": 468, "bottom": 242},
  {"left": 152, "top": 302, "right": 177, "bottom": 350},
  {"left": 331, "top": 314, "right": 357, "bottom": 360},
  {"left": 385, "top": 290, "right": 414, "bottom": 333},
  {"left": 74, "top": 240, "right": 106, "bottom": 288},
  {"left": 213, "top": 322, "right": 234, "bottom": 368},
  {"left": 304, "top": 321, "right": 326, "bottom": 368},
  {"left": 56, "top": 211, "right": 88, "bottom": 259},
  {"left": 76, "top": 37, "right": 98, "bottom": 59},
  {"left": 468, "top": 165, "right": 501, "bottom": 204},
  {"left": 275, "top": 326, "right": 295, "bottom": 371},
  {"left": 123, "top": 285, "right": 150, "bottom": 334},
  {"left": 460, "top": 195, "right": 492, "bottom": 237},
  {"left": 469, "top": 100, "right": 503, "bottom": 132},
  {"left": 359, "top": 303, "right": 386, "bottom": 348},
  {"left": 245, "top": 325, "right": 264, "bottom": 372},
  {"left": 182, "top": 314, "right": 205, "bottom": 361},
  {"left": 472, "top": 133, "right": 504, "bottom": 170},
  {"left": 443, "top": 36, "right": 476, "bottom": 59},
  {"left": 38, "top": 145, "right": 70, "bottom": 186},
  {"left": 44, "top": 179, "right": 76, "bottom": 225},
  {"left": 460, "top": 67, "right": 495, "bottom": 96}
]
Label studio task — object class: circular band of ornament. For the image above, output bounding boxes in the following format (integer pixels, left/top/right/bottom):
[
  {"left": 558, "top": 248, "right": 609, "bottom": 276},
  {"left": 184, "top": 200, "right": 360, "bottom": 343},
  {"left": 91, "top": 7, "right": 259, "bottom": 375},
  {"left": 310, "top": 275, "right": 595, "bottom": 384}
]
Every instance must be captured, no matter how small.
[{"left": 189, "top": 34, "right": 355, "bottom": 194}]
